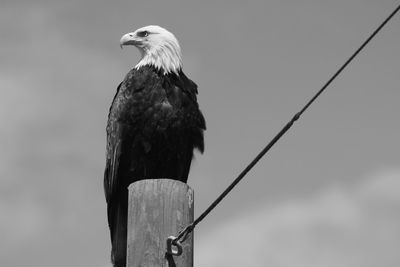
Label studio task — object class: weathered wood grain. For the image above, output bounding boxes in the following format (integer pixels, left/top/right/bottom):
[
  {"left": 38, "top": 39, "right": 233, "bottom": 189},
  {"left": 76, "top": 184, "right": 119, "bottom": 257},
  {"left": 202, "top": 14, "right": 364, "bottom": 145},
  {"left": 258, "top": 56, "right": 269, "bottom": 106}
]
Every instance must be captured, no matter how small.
[{"left": 127, "top": 179, "right": 193, "bottom": 267}]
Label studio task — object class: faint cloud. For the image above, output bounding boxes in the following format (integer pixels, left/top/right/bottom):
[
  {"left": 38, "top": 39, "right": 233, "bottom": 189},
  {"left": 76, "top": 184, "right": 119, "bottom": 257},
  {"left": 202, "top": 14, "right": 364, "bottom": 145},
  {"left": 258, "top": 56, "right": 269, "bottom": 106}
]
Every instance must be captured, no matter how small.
[
  {"left": 197, "top": 169, "right": 400, "bottom": 267},
  {"left": 0, "top": 195, "right": 47, "bottom": 250}
]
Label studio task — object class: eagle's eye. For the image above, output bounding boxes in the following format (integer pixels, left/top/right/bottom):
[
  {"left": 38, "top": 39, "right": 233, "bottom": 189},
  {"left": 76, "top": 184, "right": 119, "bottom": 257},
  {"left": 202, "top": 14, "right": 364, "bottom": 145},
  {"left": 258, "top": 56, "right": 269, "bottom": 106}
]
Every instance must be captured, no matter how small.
[{"left": 137, "top": 31, "right": 149, "bottom": 37}]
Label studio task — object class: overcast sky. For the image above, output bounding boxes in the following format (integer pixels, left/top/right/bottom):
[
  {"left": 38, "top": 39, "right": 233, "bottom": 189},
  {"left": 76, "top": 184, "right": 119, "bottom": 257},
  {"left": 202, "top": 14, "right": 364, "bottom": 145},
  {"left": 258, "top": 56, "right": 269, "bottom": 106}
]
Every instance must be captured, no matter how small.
[{"left": 1, "top": 0, "right": 400, "bottom": 266}]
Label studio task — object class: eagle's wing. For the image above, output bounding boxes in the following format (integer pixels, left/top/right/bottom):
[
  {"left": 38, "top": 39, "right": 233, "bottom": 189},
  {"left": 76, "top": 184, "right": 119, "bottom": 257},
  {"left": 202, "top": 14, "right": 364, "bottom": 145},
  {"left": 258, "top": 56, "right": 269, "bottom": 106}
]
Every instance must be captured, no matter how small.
[
  {"left": 103, "top": 81, "right": 141, "bottom": 265},
  {"left": 104, "top": 83, "right": 123, "bottom": 206}
]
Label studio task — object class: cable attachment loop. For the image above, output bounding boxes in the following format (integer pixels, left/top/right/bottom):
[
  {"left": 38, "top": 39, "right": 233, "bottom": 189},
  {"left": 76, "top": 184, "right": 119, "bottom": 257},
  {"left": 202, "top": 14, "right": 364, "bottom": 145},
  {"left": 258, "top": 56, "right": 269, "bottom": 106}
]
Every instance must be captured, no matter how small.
[
  {"left": 166, "top": 224, "right": 194, "bottom": 257},
  {"left": 166, "top": 236, "right": 183, "bottom": 256}
]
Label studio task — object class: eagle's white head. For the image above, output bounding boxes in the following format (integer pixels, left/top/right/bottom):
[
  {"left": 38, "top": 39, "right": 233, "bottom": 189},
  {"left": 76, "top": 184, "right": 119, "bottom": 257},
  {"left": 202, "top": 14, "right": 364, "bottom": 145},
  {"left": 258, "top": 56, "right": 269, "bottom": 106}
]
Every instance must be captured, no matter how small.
[{"left": 120, "top": 25, "right": 182, "bottom": 75}]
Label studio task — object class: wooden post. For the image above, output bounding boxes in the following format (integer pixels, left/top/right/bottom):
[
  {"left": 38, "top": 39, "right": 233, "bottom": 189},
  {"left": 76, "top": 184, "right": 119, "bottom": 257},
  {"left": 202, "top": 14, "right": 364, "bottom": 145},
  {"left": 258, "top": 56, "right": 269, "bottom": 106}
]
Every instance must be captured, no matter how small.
[{"left": 127, "top": 179, "right": 194, "bottom": 267}]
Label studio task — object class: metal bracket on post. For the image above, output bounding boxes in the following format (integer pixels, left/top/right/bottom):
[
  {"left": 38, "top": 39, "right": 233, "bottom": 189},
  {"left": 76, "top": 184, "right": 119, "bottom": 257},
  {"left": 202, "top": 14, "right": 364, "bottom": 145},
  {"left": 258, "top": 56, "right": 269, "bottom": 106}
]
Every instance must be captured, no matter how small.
[{"left": 166, "top": 236, "right": 183, "bottom": 256}]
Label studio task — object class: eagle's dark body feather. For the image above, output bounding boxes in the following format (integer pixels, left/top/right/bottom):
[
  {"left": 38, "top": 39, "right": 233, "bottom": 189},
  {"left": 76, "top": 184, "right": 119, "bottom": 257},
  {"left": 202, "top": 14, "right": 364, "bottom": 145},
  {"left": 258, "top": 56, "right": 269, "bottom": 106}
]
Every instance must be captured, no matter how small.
[{"left": 104, "top": 65, "right": 205, "bottom": 267}]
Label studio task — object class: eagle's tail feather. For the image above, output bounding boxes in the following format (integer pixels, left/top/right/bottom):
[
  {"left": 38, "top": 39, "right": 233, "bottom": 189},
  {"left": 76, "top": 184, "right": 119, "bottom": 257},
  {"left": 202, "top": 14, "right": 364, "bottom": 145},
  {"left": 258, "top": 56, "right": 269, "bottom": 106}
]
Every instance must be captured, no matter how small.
[{"left": 109, "top": 196, "right": 128, "bottom": 267}]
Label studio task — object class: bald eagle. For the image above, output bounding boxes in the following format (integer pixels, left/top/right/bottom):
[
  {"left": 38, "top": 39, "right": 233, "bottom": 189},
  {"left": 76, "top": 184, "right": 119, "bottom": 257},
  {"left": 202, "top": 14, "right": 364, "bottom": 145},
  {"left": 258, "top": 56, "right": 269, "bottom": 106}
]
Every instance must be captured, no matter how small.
[{"left": 104, "top": 25, "right": 205, "bottom": 267}]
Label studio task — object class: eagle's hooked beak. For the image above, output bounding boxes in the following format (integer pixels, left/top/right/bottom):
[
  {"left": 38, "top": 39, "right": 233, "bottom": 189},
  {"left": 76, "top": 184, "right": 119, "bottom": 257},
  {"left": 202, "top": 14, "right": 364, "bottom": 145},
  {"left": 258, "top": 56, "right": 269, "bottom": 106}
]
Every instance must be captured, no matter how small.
[{"left": 119, "top": 33, "right": 139, "bottom": 49}]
